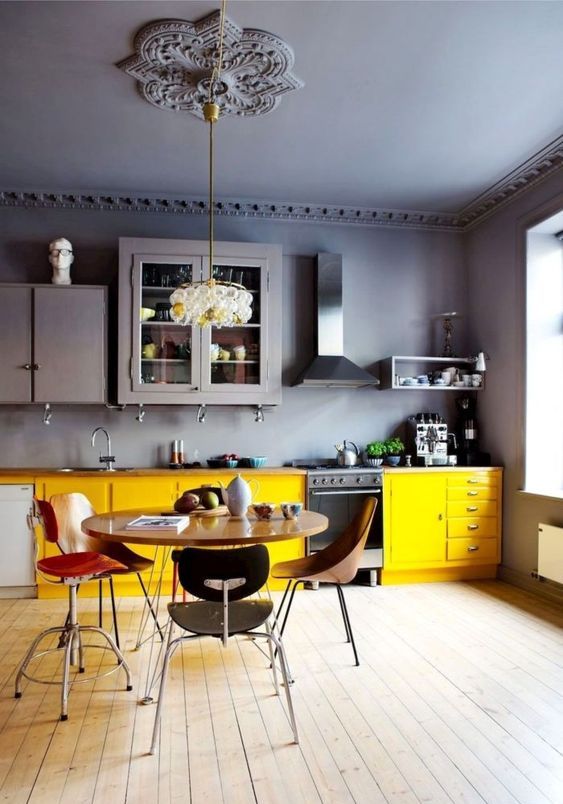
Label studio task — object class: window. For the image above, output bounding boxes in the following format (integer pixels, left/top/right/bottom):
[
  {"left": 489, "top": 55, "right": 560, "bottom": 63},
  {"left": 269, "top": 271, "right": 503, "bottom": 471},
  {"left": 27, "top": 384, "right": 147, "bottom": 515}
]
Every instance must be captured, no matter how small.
[{"left": 525, "top": 212, "right": 563, "bottom": 496}]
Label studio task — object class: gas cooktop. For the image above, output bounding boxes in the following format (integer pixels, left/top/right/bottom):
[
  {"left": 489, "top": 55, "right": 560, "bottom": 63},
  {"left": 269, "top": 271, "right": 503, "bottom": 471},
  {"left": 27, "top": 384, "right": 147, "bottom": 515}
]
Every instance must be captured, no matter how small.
[{"left": 291, "top": 459, "right": 382, "bottom": 474}]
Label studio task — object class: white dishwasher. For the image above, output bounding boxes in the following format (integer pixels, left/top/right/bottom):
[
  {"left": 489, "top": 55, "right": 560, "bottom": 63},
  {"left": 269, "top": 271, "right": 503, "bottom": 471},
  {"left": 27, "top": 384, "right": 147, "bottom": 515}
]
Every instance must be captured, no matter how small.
[{"left": 0, "top": 485, "right": 36, "bottom": 598}]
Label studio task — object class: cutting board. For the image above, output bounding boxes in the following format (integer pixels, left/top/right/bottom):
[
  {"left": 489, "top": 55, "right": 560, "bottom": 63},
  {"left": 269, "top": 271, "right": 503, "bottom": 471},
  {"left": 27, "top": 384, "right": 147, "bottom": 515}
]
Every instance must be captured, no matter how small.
[{"left": 162, "top": 505, "right": 229, "bottom": 518}]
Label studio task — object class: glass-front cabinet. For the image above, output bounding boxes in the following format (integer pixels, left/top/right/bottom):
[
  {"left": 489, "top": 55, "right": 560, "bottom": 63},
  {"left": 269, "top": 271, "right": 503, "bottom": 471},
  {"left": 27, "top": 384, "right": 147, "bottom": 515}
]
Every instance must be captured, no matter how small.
[{"left": 118, "top": 238, "right": 282, "bottom": 405}]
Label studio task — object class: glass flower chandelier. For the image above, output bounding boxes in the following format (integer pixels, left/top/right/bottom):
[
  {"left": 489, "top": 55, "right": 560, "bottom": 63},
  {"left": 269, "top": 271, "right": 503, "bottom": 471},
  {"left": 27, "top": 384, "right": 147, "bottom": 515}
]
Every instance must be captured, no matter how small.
[
  {"left": 169, "top": 0, "right": 252, "bottom": 329},
  {"left": 169, "top": 281, "right": 252, "bottom": 327}
]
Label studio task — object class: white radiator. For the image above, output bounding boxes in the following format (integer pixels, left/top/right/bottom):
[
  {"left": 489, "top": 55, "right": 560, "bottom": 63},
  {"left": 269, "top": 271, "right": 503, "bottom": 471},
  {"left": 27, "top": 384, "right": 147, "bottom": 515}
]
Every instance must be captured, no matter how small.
[{"left": 538, "top": 523, "right": 563, "bottom": 584}]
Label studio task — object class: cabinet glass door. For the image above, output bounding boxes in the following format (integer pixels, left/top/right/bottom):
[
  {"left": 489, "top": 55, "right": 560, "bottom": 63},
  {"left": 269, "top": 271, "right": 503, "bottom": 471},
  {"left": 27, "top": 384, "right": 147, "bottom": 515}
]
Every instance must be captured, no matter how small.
[
  {"left": 201, "top": 259, "right": 268, "bottom": 393},
  {"left": 132, "top": 256, "right": 202, "bottom": 393}
]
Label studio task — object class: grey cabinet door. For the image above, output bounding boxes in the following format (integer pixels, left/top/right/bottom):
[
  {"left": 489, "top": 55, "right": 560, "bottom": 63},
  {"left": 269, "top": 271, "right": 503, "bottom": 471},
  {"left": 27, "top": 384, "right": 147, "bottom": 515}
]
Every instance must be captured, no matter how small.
[
  {"left": 0, "top": 287, "right": 32, "bottom": 402},
  {"left": 34, "top": 287, "right": 106, "bottom": 403}
]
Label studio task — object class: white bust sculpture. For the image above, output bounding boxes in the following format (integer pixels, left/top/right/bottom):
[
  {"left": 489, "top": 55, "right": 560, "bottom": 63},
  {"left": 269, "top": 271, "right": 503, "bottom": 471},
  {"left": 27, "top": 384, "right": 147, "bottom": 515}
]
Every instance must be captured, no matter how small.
[{"left": 49, "top": 237, "right": 74, "bottom": 285}]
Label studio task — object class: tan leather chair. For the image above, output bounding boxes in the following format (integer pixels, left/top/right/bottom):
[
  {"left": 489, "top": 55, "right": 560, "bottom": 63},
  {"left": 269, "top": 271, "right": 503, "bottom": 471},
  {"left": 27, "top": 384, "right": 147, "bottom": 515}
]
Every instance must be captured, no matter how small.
[
  {"left": 271, "top": 496, "right": 377, "bottom": 666},
  {"left": 50, "top": 492, "right": 163, "bottom": 647}
]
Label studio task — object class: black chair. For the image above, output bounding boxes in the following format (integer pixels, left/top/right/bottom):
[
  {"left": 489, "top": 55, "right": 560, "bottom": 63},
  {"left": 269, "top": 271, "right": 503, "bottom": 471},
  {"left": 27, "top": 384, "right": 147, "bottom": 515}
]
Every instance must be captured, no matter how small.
[{"left": 150, "top": 544, "right": 298, "bottom": 754}]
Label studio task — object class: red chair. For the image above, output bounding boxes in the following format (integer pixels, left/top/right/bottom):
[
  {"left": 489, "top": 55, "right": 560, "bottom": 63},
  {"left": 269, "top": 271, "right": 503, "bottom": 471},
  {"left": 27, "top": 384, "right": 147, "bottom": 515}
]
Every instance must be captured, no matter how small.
[
  {"left": 50, "top": 492, "right": 164, "bottom": 647},
  {"left": 14, "top": 498, "right": 133, "bottom": 720}
]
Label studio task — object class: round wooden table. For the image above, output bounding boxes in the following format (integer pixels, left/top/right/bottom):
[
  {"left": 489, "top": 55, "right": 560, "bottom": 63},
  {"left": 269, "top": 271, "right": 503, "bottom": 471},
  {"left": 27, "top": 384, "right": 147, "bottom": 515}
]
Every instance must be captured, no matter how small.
[
  {"left": 82, "top": 507, "right": 328, "bottom": 703},
  {"left": 82, "top": 508, "right": 328, "bottom": 548}
]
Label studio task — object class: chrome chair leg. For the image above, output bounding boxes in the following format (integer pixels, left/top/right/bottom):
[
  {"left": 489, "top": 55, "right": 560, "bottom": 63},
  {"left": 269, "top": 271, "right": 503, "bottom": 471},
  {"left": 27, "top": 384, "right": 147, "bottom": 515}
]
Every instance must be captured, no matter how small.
[
  {"left": 150, "top": 621, "right": 181, "bottom": 756},
  {"left": 335, "top": 584, "right": 359, "bottom": 666},
  {"left": 252, "top": 629, "right": 299, "bottom": 744},
  {"left": 265, "top": 621, "right": 280, "bottom": 694}
]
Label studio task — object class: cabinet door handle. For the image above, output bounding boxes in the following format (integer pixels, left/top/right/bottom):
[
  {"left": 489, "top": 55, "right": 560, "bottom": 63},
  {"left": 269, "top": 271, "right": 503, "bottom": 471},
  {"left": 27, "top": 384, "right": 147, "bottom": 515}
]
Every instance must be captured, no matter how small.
[
  {"left": 33, "top": 363, "right": 41, "bottom": 370},
  {"left": 466, "top": 506, "right": 478, "bottom": 512},
  {"left": 467, "top": 524, "right": 479, "bottom": 530},
  {"left": 22, "top": 364, "right": 32, "bottom": 370},
  {"left": 467, "top": 479, "right": 479, "bottom": 484},
  {"left": 467, "top": 545, "right": 479, "bottom": 552},
  {"left": 467, "top": 491, "right": 478, "bottom": 496},
  {"left": 438, "top": 513, "right": 443, "bottom": 520}
]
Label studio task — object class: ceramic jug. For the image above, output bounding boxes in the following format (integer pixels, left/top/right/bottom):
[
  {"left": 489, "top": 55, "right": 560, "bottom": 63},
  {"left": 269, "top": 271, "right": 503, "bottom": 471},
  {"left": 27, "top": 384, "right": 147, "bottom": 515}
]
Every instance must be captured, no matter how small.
[{"left": 222, "top": 474, "right": 260, "bottom": 517}]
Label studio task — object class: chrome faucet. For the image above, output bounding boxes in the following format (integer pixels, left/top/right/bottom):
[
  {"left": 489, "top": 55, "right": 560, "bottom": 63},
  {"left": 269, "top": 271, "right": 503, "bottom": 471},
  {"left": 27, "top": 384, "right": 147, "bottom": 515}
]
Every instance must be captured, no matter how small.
[{"left": 91, "top": 427, "right": 115, "bottom": 471}]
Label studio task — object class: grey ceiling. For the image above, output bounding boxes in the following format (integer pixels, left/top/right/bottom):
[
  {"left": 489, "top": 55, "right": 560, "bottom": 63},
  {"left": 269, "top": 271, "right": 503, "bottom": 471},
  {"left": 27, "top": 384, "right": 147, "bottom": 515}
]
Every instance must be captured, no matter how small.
[{"left": 1, "top": 0, "right": 563, "bottom": 214}]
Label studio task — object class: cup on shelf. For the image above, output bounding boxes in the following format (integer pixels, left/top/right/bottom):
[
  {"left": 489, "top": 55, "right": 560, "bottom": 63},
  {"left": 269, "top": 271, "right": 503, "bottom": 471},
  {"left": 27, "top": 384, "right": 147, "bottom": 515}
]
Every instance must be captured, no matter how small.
[
  {"left": 210, "top": 343, "right": 220, "bottom": 361},
  {"left": 462, "top": 374, "right": 472, "bottom": 387},
  {"left": 471, "top": 373, "right": 482, "bottom": 386},
  {"left": 440, "top": 371, "right": 451, "bottom": 386},
  {"left": 233, "top": 345, "right": 246, "bottom": 361},
  {"left": 142, "top": 343, "right": 158, "bottom": 359},
  {"left": 219, "top": 348, "right": 231, "bottom": 361}
]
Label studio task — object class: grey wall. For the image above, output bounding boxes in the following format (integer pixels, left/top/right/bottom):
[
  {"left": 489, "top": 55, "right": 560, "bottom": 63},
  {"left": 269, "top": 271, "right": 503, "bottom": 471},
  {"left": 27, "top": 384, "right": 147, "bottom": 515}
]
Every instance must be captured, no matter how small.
[
  {"left": 0, "top": 205, "right": 467, "bottom": 467},
  {"left": 465, "top": 171, "right": 563, "bottom": 580}
]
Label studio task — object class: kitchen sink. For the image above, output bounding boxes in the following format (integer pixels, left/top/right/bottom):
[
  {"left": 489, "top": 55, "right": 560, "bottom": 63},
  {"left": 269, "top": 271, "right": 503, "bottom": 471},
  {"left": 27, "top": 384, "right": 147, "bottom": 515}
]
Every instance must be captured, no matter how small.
[{"left": 57, "top": 467, "right": 136, "bottom": 472}]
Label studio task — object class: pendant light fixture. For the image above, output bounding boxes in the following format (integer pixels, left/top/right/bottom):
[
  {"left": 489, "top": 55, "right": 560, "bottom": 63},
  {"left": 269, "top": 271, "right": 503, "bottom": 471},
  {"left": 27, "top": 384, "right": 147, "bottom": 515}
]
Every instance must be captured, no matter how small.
[{"left": 169, "top": 0, "right": 253, "bottom": 328}]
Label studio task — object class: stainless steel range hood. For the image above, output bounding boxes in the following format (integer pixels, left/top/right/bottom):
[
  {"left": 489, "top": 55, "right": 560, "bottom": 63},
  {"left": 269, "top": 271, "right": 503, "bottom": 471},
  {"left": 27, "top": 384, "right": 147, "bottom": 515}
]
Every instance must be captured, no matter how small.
[{"left": 292, "top": 253, "right": 379, "bottom": 388}]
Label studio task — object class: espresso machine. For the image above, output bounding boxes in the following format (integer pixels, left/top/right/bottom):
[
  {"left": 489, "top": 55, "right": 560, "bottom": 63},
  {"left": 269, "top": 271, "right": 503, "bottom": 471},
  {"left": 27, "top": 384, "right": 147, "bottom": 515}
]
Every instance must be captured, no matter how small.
[
  {"left": 455, "top": 396, "right": 491, "bottom": 466},
  {"left": 407, "top": 413, "right": 449, "bottom": 466}
]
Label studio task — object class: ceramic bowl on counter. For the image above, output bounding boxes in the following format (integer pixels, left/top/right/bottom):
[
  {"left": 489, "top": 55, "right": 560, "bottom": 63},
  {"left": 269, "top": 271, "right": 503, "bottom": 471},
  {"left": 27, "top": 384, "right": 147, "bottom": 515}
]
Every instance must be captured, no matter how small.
[
  {"left": 238, "top": 456, "right": 267, "bottom": 468},
  {"left": 207, "top": 457, "right": 238, "bottom": 468}
]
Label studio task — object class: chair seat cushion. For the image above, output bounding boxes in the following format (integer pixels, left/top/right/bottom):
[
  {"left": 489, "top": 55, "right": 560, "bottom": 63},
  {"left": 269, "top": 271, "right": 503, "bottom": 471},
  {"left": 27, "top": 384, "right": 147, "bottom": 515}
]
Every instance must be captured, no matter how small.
[
  {"left": 37, "top": 551, "right": 127, "bottom": 579},
  {"left": 168, "top": 599, "right": 273, "bottom": 636}
]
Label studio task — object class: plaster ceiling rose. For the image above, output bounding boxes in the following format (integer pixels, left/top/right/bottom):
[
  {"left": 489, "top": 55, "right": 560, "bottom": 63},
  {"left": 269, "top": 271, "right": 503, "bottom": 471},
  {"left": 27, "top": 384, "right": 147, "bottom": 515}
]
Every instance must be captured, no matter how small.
[{"left": 117, "top": 10, "right": 303, "bottom": 119}]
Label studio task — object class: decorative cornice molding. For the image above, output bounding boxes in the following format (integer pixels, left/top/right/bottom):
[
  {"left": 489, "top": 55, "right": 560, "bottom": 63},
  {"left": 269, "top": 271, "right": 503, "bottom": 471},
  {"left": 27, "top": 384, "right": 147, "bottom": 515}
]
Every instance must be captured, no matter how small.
[
  {"left": 0, "top": 190, "right": 459, "bottom": 231},
  {"left": 1, "top": 136, "right": 561, "bottom": 231},
  {"left": 117, "top": 12, "right": 303, "bottom": 119},
  {"left": 454, "top": 134, "right": 563, "bottom": 230}
]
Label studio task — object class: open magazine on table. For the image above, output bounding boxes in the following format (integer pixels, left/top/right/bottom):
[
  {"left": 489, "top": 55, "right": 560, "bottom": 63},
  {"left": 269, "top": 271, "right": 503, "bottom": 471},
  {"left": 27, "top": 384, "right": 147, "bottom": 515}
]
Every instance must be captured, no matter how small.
[{"left": 125, "top": 515, "right": 190, "bottom": 533}]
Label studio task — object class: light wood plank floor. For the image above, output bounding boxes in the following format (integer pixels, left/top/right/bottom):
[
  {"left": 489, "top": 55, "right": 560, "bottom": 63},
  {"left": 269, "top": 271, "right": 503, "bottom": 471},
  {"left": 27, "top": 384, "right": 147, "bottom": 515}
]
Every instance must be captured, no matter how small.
[{"left": 0, "top": 580, "right": 561, "bottom": 804}]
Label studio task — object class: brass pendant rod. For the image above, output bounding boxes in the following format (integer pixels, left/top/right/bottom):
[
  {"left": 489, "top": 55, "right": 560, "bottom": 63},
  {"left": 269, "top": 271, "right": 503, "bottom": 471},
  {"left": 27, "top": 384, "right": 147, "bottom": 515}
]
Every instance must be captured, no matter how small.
[{"left": 209, "top": 114, "right": 214, "bottom": 278}]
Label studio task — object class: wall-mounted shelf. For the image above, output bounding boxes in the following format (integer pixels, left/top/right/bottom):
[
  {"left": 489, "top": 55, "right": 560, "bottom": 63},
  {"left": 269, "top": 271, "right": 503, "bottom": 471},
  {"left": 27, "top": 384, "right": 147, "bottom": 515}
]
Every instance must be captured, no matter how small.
[{"left": 377, "top": 356, "right": 484, "bottom": 391}]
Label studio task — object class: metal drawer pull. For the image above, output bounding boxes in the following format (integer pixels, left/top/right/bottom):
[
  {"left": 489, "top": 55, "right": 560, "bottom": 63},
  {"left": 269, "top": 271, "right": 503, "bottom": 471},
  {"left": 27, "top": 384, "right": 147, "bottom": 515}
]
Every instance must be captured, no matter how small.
[
  {"left": 467, "top": 491, "right": 478, "bottom": 496},
  {"left": 467, "top": 479, "right": 479, "bottom": 484},
  {"left": 466, "top": 506, "right": 478, "bottom": 512},
  {"left": 467, "top": 524, "right": 479, "bottom": 530},
  {"left": 22, "top": 363, "right": 32, "bottom": 370},
  {"left": 467, "top": 545, "right": 479, "bottom": 552}
]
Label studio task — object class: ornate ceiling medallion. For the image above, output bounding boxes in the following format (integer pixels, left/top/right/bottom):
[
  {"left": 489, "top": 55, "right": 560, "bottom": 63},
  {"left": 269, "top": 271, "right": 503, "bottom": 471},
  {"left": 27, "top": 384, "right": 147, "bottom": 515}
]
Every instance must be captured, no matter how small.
[{"left": 117, "top": 11, "right": 303, "bottom": 119}]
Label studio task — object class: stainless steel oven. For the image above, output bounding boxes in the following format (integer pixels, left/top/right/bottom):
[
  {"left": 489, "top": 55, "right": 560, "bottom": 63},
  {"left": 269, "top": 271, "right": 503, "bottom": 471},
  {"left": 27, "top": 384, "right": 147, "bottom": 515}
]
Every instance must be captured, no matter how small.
[{"left": 296, "top": 463, "right": 383, "bottom": 586}]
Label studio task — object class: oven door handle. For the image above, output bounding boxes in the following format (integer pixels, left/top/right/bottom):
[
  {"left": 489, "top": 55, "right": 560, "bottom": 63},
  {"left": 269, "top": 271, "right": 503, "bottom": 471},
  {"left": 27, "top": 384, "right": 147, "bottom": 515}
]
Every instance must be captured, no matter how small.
[{"left": 310, "top": 488, "right": 382, "bottom": 496}]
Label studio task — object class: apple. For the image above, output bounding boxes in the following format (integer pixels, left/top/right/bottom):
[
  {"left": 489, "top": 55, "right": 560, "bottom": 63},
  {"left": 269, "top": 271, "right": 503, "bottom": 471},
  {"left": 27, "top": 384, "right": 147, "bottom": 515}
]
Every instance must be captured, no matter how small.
[
  {"left": 174, "top": 492, "right": 200, "bottom": 514},
  {"left": 200, "top": 490, "right": 219, "bottom": 510}
]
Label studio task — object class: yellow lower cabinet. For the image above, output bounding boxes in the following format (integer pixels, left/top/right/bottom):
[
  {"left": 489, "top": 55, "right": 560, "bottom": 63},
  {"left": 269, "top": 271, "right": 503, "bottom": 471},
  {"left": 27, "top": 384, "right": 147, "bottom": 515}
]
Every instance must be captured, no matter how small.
[
  {"left": 446, "top": 469, "right": 502, "bottom": 574},
  {"left": 383, "top": 474, "right": 447, "bottom": 582},
  {"left": 382, "top": 468, "right": 502, "bottom": 585},
  {"left": 32, "top": 471, "right": 306, "bottom": 597}
]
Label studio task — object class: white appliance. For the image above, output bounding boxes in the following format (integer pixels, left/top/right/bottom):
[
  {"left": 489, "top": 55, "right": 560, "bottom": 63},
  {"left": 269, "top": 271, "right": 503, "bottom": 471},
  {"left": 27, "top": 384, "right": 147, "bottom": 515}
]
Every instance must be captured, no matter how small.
[{"left": 0, "top": 485, "right": 36, "bottom": 597}]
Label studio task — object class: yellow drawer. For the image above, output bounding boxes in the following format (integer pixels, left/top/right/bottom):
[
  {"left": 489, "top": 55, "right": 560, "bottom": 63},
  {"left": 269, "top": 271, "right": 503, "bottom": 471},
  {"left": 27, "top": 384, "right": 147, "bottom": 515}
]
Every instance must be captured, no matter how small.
[
  {"left": 447, "top": 472, "right": 498, "bottom": 487},
  {"left": 448, "top": 517, "right": 498, "bottom": 538},
  {"left": 447, "top": 537, "right": 498, "bottom": 561},
  {"left": 447, "top": 500, "right": 497, "bottom": 518},
  {"left": 447, "top": 486, "right": 498, "bottom": 501}
]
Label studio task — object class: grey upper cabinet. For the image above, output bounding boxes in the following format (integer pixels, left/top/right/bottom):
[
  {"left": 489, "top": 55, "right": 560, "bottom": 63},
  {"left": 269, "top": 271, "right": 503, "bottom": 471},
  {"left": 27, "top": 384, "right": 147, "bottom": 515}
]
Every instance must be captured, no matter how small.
[
  {"left": 0, "top": 285, "right": 107, "bottom": 404},
  {"left": 117, "top": 238, "right": 282, "bottom": 406}
]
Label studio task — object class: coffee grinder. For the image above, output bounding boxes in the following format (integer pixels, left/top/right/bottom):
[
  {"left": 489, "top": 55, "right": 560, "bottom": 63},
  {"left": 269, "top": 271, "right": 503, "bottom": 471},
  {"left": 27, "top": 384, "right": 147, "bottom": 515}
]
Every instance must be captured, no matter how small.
[{"left": 455, "top": 396, "right": 490, "bottom": 466}]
